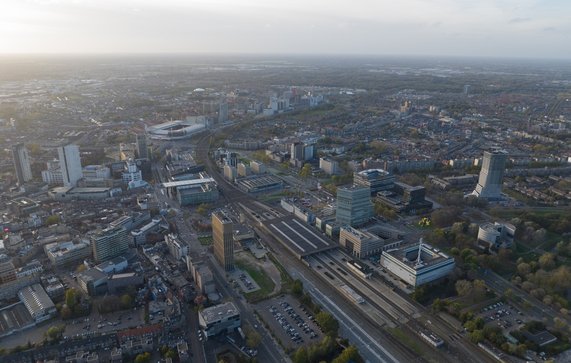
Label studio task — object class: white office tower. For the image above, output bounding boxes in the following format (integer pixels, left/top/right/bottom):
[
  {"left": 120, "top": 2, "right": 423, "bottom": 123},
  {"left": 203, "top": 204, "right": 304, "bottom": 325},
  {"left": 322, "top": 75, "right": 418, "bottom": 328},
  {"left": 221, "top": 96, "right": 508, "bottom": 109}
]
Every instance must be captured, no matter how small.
[
  {"left": 58, "top": 144, "right": 82, "bottom": 187},
  {"left": 12, "top": 143, "right": 33, "bottom": 185},
  {"left": 472, "top": 151, "right": 507, "bottom": 200}
]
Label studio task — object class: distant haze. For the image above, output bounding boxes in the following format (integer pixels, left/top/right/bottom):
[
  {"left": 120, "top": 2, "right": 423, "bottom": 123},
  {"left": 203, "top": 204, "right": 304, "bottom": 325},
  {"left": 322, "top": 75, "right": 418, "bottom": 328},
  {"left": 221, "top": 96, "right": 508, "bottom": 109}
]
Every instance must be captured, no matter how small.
[{"left": 1, "top": 0, "right": 570, "bottom": 59}]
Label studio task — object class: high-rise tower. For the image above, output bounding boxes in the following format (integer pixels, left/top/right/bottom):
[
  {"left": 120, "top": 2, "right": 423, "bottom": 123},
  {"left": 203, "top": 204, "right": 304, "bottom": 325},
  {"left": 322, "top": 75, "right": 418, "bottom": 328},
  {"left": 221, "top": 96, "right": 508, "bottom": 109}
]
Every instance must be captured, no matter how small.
[
  {"left": 58, "top": 144, "right": 82, "bottom": 187},
  {"left": 212, "top": 210, "right": 234, "bottom": 271},
  {"left": 11, "top": 143, "right": 33, "bottom": 185},
  {"left": 472, "top": 151, "right": 507, "bottom": 200}
]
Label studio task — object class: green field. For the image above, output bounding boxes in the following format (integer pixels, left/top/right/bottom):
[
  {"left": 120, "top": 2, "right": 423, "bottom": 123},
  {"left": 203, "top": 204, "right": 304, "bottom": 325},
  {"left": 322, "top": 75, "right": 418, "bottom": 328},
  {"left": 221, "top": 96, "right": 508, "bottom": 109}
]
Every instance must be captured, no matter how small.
[
  {"left": 198, "top": 236, "right": 213, "bottom": 246},
  {"left": 236, "top": 259, "right": 276, "bottom": 302}
]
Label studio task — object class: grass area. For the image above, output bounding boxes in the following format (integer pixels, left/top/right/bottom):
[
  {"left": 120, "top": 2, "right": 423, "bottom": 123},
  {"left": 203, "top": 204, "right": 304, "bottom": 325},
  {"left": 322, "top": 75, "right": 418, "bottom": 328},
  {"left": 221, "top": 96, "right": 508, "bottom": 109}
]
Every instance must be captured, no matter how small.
[
  {"left": 198, "top": 236, "right": 213, "bottom": 246},
  {"left": 268, "top": 253, "right": 293, "bottom": 286},
  {"left": 386, "top": 327, "right": 427, "bottom": 357},
  {"left": 236, "top": 259, "right": 276, "bottom": 303}
]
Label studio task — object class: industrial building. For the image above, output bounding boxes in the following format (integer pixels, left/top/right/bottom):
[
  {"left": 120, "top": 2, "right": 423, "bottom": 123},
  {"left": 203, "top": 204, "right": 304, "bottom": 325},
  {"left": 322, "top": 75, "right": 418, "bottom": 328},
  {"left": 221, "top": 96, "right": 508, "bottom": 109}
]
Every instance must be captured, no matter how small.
[
  {"left": 236, "top": 175, "right": 283, "bottom": 194},
  {"left": 18, "top": 284, "right": 56, "bottom": 323},
  {"left": 380, "top": 240, "right": 455, "bottom": 287},
  {"left": 198, "top": 302, "right": 240, "bottom": 338}
]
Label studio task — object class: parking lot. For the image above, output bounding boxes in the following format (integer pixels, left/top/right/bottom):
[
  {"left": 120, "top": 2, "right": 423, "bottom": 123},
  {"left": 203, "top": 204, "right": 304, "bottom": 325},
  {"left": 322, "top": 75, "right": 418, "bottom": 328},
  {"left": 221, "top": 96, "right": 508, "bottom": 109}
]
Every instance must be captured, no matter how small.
[
  {"left": 476, "top": 301, "right": 527, "bottom": 332},
  {"left": 229, "top": 269, "right": 260, "bottom": 293},
  {"left": 63, "top": 307, "right": 144, "bottom": 340},
  {"left": 256, "top": 295, "right": 323, "bottom": 350}
]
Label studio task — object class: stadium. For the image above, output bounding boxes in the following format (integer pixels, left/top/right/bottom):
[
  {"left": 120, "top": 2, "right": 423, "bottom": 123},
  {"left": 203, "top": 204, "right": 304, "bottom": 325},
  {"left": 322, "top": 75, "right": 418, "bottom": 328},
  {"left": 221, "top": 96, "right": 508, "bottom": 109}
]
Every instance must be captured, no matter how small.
[{"left": 146, "top": 117, "right": 208, "bottom": 140}]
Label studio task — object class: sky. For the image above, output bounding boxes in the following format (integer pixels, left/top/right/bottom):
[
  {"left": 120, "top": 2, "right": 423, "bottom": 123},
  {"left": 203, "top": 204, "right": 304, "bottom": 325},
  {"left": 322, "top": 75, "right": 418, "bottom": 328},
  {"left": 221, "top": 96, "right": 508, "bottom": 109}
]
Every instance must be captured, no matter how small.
[{"left": 0, "top": 0, "right": 570, "bottom": 58}]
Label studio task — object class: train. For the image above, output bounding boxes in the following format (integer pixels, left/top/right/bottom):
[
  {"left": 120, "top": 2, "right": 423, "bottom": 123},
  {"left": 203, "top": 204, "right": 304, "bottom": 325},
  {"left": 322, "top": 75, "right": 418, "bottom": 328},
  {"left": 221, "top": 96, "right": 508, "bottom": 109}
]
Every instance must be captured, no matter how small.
[
  {"left": 346, "top": 260, "right": 372, "bottom": 279},
  {"left": 339, "top": 284, "right": 365, "bottom": 304}
]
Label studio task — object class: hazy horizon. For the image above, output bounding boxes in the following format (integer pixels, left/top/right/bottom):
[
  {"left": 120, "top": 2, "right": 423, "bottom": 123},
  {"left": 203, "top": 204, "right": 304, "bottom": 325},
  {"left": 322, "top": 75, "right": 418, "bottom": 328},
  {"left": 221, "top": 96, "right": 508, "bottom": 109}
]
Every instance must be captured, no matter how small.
[{"left": 1, "top": 0, "right": 570, "bottom": 59}]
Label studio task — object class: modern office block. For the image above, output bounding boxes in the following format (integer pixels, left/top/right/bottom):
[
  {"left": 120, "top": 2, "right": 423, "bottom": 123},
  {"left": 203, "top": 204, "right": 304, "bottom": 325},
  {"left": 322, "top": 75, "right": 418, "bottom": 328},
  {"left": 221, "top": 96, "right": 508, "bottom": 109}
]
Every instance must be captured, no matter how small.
[
  {"left": 336, "top": 186, "right": 373, "bottom": 227},
  {"left": 91, "top": 226, "right": 129, "bottom": 262},
  {"left": 212, "top": 211, "right": 234, "bottom": 271},
  {"left": 58, "top": 144, "right": 82, "bottom": 187}
]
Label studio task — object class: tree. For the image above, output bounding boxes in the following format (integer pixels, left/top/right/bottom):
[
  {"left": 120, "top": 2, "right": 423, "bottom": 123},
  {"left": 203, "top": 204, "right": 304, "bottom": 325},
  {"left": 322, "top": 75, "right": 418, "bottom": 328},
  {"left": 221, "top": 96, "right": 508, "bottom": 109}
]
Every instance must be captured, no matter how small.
[
  {"left": 45, "top": 215, "right": 60, "bottom": 226},
  {"left": 538, "top": 253, "right": 556, "bottom": 270},
  {"left": 299, "top": 164, "right": 312, "bottom": 179},
  {"left": 46, "top": 325, "right": 64, "bottom": 341},
  {"left": 517, "top": 262, "right": 531, "bottom": 276},
  {"left": 60, "top": 306, "right": 72, "bottom": 320},
  {"left": 332, "top": 345, "right": 364, "bottom": 363},
  {"left": 76, "top": 264, "right": 87, "bottom": 273},
  {"left": 165, "top": 349, "right": 177, "bottom": 359},
  {"left": 455, "top": 280, "right": 473, "bottom": 297},
  {"left": 469, "top": 329, "right": 485, "bottom": 344},
  {"left": 135, "top": 352, "right": 151, "bottom": 363},
  {"left": 65, "top": 289, "right": 77, "bottom": 309},
  {"left": 120, "top": 294, "right": 133, "bottom": 309},
  {"left": 293, "top": 346, "right": 309, "bottom": 363},
  {"left": 316, "top": 311, "right": 339, "bottom": 337},
  {"left": 292, "top": 279, "right": 303, "bottom": 298}
]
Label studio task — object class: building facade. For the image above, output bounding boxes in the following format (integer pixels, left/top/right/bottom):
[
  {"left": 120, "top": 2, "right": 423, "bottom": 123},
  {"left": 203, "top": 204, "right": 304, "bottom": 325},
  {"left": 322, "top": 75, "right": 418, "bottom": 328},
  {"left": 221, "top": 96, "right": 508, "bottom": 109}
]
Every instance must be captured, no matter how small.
[
  {"left": 472, "top": 151, "right": 508, "bottom": 199},
  {"left": 198, "top": 302, "right": 240, "bottom": 338},
  {"left": 91, "top": 226, "right": 130, "bottom": 262},
  {"left": 12, "top": 143, "right": 33, "bottom": 185},
  {"left": 336, "top": 186, "right": 373, "bottom": 227},
  {"left": 353, "top": 169, "right": 395, "bottom": 195},
  {"left": 58, "top": 144, "right": 83, "bottom": 187},
  {"left": 212, "top": 211, "right": 234, "bottom": 271}
]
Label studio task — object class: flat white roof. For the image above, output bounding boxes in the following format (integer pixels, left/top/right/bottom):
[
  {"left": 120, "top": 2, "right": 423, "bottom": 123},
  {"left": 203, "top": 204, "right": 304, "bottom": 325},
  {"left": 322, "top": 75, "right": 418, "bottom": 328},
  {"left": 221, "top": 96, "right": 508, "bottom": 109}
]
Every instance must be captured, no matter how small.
[{"left": 161, "top": 178, "right": 215, "bottom": 188}]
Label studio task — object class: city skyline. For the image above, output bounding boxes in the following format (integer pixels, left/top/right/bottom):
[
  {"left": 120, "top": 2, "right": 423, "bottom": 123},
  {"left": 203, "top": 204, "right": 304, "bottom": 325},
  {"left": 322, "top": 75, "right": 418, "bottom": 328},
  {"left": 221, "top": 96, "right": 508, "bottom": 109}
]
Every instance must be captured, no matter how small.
[{"left": 0, "top": 0, "right": 570, "bottom": 59}]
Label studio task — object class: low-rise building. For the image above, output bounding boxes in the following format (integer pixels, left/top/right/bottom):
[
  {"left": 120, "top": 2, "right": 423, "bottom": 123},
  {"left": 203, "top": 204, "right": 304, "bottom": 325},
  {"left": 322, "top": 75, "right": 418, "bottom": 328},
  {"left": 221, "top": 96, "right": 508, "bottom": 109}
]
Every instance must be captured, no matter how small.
[
  {"left": 380, "top": 240, "right": 455, "bottom": 287},
  {"left": 339, "top": 226, "right": 402, "bottom": 258},
  {"left": 375, "top": 182, "right": 433, "bottom": 214},
  {"left": 319, "top": 157, "right": 339, "bottom": 175},
  {"left": 477, "top": 222, "right": 516, "bottom": 251},
  {"left": 198, "top": 302, "right": 240, "bottom": 338},
  {"left": 18, "top": 284, "right": 56, "bottom": 323},
  {"left": 165, "top": 234, "right": 188, "bottom": 261},
  {"left": 44, "top": 241, "right": 91, "bottom": 267}
]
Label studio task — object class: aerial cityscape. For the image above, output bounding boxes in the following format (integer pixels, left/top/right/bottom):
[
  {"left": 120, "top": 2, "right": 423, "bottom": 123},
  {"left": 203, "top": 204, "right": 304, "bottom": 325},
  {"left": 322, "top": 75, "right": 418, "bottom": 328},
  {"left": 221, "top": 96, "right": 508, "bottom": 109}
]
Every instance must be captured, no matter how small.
[{"left": 1, "top": 1, "right": 571, "bottom": 363}]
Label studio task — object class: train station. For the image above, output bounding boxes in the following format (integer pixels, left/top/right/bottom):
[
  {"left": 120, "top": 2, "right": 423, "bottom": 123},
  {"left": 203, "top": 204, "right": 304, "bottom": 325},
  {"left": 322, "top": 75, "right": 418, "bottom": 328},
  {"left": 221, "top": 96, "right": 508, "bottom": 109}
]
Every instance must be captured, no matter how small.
[{"left": 261, "top": 216, "right": 337, "bottom": 258}]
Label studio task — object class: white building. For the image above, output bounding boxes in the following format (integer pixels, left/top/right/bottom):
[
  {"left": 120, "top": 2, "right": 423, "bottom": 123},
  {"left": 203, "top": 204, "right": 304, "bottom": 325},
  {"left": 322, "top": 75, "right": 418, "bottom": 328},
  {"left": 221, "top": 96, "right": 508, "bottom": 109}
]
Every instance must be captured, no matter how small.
[
  {"left": 42, "top": 160, "right": 64, "bottom": 185},
  {"left": 198, "top": 302, "right": 240, "bottom": 338},
  {"left": 477, "top": 222, "right": 516, "bottom": 251},
  {"left": 380, "top": 240, "right": 455, "bottom": 287},
  {"left": 18, "top": 284, "right": 56, "bottom": 322},
  {"left": 319, "top": 157, "right": 339, "bottom": 175},
  {"left": 58, "top": 144, "right": 83, "bottom": 187},
  {"left": 165, "top": 234, "right": 188, "bottom": 261},
  {"left": 122, "top": 160, "right": 146, "bottom": 189},
  {"left": 250, "top": 161, "right": 266, "bottom": 174}
]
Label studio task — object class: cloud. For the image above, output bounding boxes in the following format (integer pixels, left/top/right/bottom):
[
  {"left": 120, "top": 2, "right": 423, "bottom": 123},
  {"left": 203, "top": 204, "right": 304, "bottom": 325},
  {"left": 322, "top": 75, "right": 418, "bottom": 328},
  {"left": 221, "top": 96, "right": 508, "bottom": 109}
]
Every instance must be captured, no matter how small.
[{"left": 508, "top": 17, "right": 532, "bottom": 24}]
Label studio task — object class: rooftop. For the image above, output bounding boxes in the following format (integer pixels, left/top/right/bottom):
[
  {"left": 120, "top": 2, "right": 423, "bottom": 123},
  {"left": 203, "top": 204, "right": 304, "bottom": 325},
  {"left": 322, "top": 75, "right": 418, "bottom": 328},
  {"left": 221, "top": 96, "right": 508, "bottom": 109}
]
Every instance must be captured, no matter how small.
[
  {"left": 199, "top": 302, "right": 239, "bottom": 324},
  {"left": 161, "top": 177, "right": 215, "bottom": 188},
  {"left": 385, "top": 242, "right": 452, "bottom": 270},
  {"left": 263, "top": 216, "right": 336, "bottom": 257}
]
